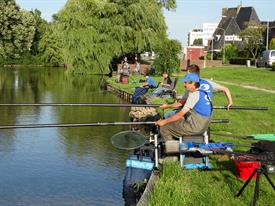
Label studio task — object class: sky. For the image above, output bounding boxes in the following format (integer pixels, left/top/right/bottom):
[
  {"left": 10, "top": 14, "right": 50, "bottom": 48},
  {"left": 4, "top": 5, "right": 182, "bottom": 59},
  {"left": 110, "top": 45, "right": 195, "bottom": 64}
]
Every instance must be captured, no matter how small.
[{"left": 16, "top": 0, "right": 275, "bottom": 46}]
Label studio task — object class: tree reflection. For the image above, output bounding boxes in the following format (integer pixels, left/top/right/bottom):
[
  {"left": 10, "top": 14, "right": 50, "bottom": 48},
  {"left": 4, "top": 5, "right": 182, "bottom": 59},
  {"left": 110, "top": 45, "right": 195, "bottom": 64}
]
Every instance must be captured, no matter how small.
[{"left": 0, "top": 67, "right": 131, "bottom": 167}]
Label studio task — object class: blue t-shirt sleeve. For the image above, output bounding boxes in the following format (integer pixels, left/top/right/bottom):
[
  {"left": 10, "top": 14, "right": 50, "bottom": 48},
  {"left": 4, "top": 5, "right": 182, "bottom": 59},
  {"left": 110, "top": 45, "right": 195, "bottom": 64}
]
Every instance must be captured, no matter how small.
[{"left": 146, "top": 77, "right": 157, "bottom": 87}]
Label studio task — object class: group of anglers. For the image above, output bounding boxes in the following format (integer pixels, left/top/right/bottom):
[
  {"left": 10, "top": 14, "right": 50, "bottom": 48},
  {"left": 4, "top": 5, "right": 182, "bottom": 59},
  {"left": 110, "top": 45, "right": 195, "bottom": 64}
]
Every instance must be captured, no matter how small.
[
  {"left": 137, "top": 64, "right": 233, "bottom": 142},
  {"left": 123, "top": 64, "right": 233, "bottom": 205}
]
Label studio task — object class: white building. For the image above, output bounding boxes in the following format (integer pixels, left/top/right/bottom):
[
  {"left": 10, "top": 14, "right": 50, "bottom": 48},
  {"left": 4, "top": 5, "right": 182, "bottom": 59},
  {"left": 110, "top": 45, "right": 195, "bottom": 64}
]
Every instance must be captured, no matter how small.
[
  {"left": 188, "top": 23, "right": 218, "bottom": 46},
  {"left": 202, "top": 23, "right": 218, "bottom": 46}
]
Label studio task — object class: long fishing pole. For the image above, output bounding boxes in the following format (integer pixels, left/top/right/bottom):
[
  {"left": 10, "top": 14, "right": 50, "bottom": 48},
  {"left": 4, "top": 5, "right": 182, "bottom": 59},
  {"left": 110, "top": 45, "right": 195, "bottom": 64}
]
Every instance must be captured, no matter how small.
[
  {"left": 0, "top": 103, "right": 269, "bottom": 110},
  {"left": 0, "top": 122, "right": 155, "bottom": 129},
  {"left": 0, "top": 119, "right": 229, "bottom": 130}
]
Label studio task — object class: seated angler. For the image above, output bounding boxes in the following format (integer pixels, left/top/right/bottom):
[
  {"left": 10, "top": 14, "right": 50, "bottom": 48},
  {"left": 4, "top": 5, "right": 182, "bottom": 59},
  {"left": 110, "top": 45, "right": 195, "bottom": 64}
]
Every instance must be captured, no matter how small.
[
  {"left": 163, "top": 64, "right": 233, "bottom": 118},
  {"left": 150, "top": 71, "right": 173, "bottom": 97},
  {"left": 187, "top": 64, "right": 232, "bottom": 110},
  {"left": 155, "top": 73, "right": 212, "bottom": 142},
  {"left": 132, "top": 71, "right": 157, "bottom": 103}
]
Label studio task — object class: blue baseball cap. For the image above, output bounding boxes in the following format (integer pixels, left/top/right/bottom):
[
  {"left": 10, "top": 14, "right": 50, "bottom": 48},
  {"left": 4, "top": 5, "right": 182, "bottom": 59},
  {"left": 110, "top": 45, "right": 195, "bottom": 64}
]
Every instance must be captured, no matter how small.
[{"left": 180, "top": 73, "right": 200, "bottom": 83}]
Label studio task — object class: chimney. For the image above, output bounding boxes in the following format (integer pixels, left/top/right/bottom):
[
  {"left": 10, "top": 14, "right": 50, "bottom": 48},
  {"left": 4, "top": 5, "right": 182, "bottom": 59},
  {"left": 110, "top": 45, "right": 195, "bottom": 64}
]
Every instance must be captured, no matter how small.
[{"left": 222, "top": 8, "right": 228, "bottom": 16}]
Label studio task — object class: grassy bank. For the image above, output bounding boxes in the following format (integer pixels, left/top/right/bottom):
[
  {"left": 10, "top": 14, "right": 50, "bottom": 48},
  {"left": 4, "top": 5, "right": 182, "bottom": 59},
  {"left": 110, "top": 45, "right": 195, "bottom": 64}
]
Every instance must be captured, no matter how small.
[{"left": 107, "top": 67, "right": 275, "bottom": 205}]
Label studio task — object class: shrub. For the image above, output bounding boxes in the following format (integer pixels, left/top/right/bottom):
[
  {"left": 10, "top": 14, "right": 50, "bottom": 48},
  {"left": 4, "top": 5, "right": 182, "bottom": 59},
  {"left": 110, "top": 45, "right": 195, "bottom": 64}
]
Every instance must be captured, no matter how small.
[
  {"left": 199, "top": 52, "right": 219, "bottom": 60},
  {"left": 229, "top": 57, "right": 255, "bottom": 65},
  {"left": 272, "top": 62, "right": 275, "bottom": 71}
]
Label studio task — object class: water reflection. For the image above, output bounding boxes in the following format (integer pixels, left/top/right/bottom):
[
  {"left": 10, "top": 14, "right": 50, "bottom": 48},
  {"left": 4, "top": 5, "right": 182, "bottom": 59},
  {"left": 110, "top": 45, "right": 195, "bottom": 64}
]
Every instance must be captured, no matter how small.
[{"left": 0, "top": 67, "right": 131, "bottom": 205}]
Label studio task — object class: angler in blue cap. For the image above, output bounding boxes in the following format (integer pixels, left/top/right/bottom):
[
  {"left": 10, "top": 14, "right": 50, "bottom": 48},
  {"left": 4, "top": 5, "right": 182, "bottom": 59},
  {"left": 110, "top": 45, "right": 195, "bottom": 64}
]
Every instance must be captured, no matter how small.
[{"left": 155, "top": 73, "right": 212, "bottom": 141}]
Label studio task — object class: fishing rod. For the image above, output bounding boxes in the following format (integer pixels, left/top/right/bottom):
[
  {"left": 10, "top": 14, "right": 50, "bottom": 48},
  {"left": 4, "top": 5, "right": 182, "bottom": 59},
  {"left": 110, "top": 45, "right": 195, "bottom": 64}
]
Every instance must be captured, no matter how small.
[
  {"left": 0, "top": 122, "right": 155, "bottom": 129},
  {"left": 0, "top": 103, "right": 269, "bottom": 110},
  {"left": 0, "top": 119, "right": 229, "bottom": 130},
  {"left": 213, "top": 106, "right": 268, "bottom": 110}
]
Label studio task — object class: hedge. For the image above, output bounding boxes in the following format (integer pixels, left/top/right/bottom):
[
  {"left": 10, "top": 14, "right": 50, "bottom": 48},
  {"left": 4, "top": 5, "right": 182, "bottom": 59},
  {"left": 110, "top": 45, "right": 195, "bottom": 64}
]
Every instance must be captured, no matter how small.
[{"left": 229, "top": 57, "right": 256, "bottom": 65}]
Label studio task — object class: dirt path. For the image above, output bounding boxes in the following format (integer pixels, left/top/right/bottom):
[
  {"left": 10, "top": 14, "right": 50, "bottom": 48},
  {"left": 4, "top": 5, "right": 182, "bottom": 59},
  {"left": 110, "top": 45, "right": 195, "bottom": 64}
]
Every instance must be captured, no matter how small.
[{"left": 214, "top": 80, "right": 275, "bottom": 94}]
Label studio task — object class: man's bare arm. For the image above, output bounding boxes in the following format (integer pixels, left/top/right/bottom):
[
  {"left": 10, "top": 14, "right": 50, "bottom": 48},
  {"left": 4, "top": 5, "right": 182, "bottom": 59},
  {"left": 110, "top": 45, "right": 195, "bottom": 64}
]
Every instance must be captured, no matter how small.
[
  {"left": 155, "top": 107, "right": 190, "bottom": 126},
  {"left": 160, "top": 102, "right": 183, "bottom": 109},
  {"left": 218, "top": 85, "right": 233, "bottom": 110}
]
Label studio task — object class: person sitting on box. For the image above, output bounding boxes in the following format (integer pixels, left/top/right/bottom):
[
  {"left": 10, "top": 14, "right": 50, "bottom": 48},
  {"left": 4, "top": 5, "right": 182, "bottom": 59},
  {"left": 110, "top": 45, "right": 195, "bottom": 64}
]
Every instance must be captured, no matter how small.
[{"left": 155, "top": 73, "right": 212, "bottom": 141}]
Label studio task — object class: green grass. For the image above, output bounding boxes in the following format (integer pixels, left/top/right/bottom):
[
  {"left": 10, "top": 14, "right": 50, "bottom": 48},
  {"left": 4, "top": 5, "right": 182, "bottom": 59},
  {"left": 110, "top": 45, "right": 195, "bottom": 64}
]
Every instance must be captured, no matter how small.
[
  {"left": 149, "top": 161, "right": 275, "bottom": 206},
  {"left": 107, "top": 68, "right": 275, "bottom": 205},
  {"left": 201, "top": 66, "right": 275, "bottom": 90},
  {"left": 107, "top": 74, "right": 165, "bottom": 93}
]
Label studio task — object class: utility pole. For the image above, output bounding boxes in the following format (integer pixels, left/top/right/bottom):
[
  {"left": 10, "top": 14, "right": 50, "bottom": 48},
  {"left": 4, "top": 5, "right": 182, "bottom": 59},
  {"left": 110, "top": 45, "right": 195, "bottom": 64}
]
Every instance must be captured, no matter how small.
[
  {"left": 223, "top": 30, "right": 225, "bottom": 64},
  {"left": 266, "top": 21, "right": 269, "bottom": 51},
  {"left": 211, "top": 37, "right": 214, "bottom": 60},
  {"left": 216, "top": 28, "right": 226, "bottom": 64}
]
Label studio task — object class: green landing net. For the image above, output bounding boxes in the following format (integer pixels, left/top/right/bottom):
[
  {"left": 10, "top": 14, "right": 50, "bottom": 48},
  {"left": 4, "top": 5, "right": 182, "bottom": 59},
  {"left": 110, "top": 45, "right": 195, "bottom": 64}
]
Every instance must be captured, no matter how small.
[{"left": 111, "top": 131, "right": 146, "bottom": 150}]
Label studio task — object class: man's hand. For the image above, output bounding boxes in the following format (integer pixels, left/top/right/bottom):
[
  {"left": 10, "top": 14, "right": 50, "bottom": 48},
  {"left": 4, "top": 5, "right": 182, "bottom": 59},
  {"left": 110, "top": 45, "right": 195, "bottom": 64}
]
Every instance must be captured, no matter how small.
[
  {"left": 227, "top": 102, "right": 233, "bottom": 110},
  {"left": 155, "top": 119, "right": 165, "bottom": 127}
]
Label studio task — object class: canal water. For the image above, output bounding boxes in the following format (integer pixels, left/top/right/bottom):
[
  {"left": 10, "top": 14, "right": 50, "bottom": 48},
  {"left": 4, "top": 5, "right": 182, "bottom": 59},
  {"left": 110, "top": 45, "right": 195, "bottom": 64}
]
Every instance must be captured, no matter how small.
[{"left": 0, "top": 68, "right": 131, "bottom": 206}]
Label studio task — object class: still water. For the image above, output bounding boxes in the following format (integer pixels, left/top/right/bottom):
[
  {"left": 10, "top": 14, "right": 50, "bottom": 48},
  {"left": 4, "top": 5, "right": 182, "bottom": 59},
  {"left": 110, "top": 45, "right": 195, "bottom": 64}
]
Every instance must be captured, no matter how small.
[{"left": 0, "top": 68, "right": 132, "bottom": 206}]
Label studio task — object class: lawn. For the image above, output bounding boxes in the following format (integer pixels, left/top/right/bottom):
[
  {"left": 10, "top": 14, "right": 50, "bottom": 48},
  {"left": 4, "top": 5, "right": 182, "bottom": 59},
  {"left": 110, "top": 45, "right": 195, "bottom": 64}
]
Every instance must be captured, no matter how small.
[{"left": 107, "top": 67, "right": 275, "bottom": 205}]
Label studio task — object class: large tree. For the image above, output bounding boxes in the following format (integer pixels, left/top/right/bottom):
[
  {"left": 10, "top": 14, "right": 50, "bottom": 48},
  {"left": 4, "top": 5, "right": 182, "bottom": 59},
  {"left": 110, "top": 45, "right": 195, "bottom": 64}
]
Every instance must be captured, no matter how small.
[
  {"left": 239, "top": 21, "right": 266, "bottom": 60},
  {"left": 55, "top": 0, "right": 176, "bottom": 74},
  {"left": 0, "top": 0, "right": 36, "bottom": 59},
  {"left": 152, "top": 39, "right": 181, "bottom": 74}
]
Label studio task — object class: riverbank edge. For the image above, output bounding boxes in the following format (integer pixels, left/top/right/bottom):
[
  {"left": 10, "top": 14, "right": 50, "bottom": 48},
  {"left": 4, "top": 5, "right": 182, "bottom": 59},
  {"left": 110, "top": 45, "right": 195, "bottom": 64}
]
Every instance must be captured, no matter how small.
[{"left": 106, "top": 83, "right": 159, "bottom": 205}]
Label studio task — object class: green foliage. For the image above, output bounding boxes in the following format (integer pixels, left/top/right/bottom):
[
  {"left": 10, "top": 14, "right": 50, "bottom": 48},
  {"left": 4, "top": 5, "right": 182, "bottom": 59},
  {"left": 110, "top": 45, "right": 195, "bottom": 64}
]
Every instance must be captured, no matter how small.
[
  {"left": 55, "top": 0, "right": 170, "bottom": 74},
  {"left": 269, "top": 38, "right": 275, "bottom": 50},
  {"left": 158, "top": 0, "right": 176, "bottom": 10},
  {"left": 152, "top": 39, "right": 182, "bottom": 74},
  {"left": 272, "top": 62, "right": 275, "bottom": 71},
  {"left": 239, "top": 21, "right": 266, "bottom": 60},
  {"left": 0, "top": 52, "right": 43, "bottom": 65},
  {"left": 30, "top": 9, "right": 48, "bottom": 55},
  {"left": 0, "top": 0, "right": 36, "bottom": 59},
  {"left": 192, "top": 38, "right": 203, "bottom": 46},
  {"left": 202, "top": 51, "right": 220, "bottom": 60},
  {"left": 223, "top": 43, "right": 239, "bottom": 60},
  {"left": 38, "top": 24, "right": 64, "bottom": 66}
]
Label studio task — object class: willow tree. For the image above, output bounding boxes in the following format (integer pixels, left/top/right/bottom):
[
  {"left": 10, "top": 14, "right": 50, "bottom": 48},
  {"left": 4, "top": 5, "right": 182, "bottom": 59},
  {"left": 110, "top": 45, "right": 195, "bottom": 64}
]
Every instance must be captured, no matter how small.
[
  {"left": 38, "top": 24, "right": 64, "bottom": 66},
  {"left": 55, "top": 0, "right": 176, "bottom": 74}
]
